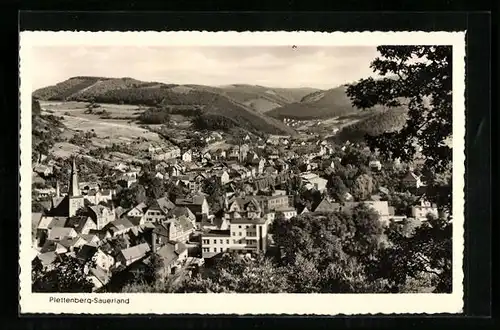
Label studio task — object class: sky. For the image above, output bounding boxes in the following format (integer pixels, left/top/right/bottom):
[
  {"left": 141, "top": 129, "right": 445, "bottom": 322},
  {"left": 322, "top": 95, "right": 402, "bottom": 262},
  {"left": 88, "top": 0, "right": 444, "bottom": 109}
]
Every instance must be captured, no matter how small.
[{"left": 30, "top": 46, "right": 380, "bottom": 90}]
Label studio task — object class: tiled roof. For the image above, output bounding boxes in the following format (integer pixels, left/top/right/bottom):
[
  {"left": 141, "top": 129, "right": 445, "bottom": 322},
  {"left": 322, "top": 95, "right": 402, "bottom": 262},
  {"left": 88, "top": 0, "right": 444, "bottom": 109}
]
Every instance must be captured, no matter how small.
[{"left": 119, "top": 243, "right": 150, "bottom": 262}]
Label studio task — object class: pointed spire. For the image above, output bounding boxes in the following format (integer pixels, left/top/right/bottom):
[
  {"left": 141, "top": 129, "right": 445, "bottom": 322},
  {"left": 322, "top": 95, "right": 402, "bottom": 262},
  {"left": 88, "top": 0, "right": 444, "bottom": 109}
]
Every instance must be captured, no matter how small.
[
  {"left": 69, "top": 156, "right": 80, "bottom": 197},
  {"left": 55, "top": 181, "right": 60, "bottom": 197}
]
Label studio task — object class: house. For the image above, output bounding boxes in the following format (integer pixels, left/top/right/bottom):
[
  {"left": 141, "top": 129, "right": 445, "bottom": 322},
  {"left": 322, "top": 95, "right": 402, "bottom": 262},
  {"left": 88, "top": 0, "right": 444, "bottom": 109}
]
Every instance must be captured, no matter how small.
[
  {"left": 33, "top": 164, "right": 53, "bottom": 176},
  {"left": 369, "top": 160, "right": 382, "bottom": 171},
  {"left": 167, "top": 206, "right": 197, "bottom": 226},
  {"left": 47, "top": 226, "right": 78, "bottom": 242},
  {"left": 149, "top": 240, "right": 188, "bottom": 276},
  {"left": 182, "top": 150, "right": 193, "bottom": 163},
  {"left": 213, "top": 170, "right": 230, "bottom": 185},
  {"left": 65, "top": 215, "right": 97, "bottom": 235},
  {"left": 175, "top": 194, "right": 210, "bottom": 217},
  {"left": 226, "top": 197, "right": 263, "bottom": 220},
  {"left": 33, "top": 187, "right": 56, "bottom": 199},
  {"left": 274, "top": 206, "right": 297, "bottom": 220},
  {"left": 153, "top": 216, "right": 195, "bottom": 244},
  {"left": 127, "top": 202, "right": 148, "bottom": 221},
  {"left": 254, "top": 194, "right": 291, "bottom": 213},
  {"left": 143, "top": 197, "right": 174, "bottom": 224},
  {"left": 79, "top": 233, "right": 100, "bottom": 246},
  {"left": 299, "top": 172, "right": 328, "bottom": 192},
  {"left": 88, "top": 205, "right": 115, "bottom": 230},
  {"left": 214, "top": 149, "right": 226, "bottom": 160},
  {"left": 313, "top": 198, "right": 337, "bottom": 213},
  {"left": 58, "top": 235, "right": 87, "bottom": 252},
  {"left": 84, "top": 189, "right": 113, "bottom": 206},
  {"left": 105, "top": 217, "right": 135, "bottom": 237},
  {"left": 402, "top": 171, "right": 424, "bottom": 189},
  {"left": 150, "top": 145, "right": 181, "bottom": 161},
  {"left": 116, "top": 243, "right": 150, "bottom": 267},
  {"left": 411, "top": 199, "right": 439, "bottom": 221}
]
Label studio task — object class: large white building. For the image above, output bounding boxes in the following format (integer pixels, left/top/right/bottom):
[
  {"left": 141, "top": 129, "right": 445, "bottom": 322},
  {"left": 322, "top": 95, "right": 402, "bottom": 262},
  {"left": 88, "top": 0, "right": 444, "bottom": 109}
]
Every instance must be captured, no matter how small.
[{"left": 201, "top": 217, "right": 268, "bottom": 259}]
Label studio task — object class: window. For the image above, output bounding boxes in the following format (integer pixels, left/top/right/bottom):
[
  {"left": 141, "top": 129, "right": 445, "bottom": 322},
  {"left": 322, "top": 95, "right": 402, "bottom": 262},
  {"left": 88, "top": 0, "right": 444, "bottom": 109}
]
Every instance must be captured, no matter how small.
[
  {"left": 213, "top": 247, "right": 217, "bottom": 252},
  {"left": 220, "top": 239, "right": 223, "bottom": 244},
  {"left": 238, "top": 225, "right": 241, "bottom": 229},
  {"left": 220, "top": 248, "right": 223, "bottom": 252},
  {"left": 213, "top": 239, "right": 217, "bottom": 244},
  {"left": 246, "top": 225, "right": 249, "bottom": 229},
  {"left": 239, "top": 232, "right": 242, "bottom": 236},
  {"left": 232, "top": 232, "right": 236, "bottom": 236},
  {"left": 233, "top": 239, "right": 236, "bottom": 244},
  {"left": 226, "top": 239, "right": 229, "bottom": 244}
]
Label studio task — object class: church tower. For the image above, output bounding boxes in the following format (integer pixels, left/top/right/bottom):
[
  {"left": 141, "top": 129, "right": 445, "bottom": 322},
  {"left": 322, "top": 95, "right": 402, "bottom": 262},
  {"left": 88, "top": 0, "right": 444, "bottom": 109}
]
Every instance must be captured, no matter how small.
[{"left": 68, "top": 156, "right": 85, "bottom": 217}]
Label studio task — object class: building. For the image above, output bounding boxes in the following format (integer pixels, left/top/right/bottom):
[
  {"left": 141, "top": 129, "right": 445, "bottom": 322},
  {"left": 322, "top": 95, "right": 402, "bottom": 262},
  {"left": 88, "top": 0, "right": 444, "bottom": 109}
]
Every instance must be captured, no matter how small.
[
  {"left": 229, "top": 217, "right": 268, "bottom": 255},
  {"left": 150, "top": 145, "right": 181, "bottom": 161},
  {"left": 182, "top": 150, "right": 193, "bottom": 163},
  {"left": 201, "top": 217, "right": 269, "bottom": 259},
  {"left": 411, "top": 199, "right": 439, "bottom": 221},
  {"left": 153, "top": 216, "right": 194, "bottom": 244},
  {"left": 402, "top": 171, "right": 424, "bottom": 189},
  {"left": 50, "top": 158, "right": 85, "bottom": 217},
  {"left": 175, "top": 194, "right": 210, "bottom": 217},
  {"left": 255, "top": 194, "right": 291, "bottom": 212},
  {"left": 88, "top": 205, "right": 115, "bottom": 230},
  {"left": 201, "top": 230, "right": 231, "bottom": 258},
  {"left": 369, "top": 160, "right": 382, "bottom": 171},
  {"left": 143, "top": 197, "right": 176, "bottom": 223},
  {"left": 116, "top": 243, "right": 151, "bottom": 267},
  {"left": 299, "top": 172, "right": 328, "bottom": 193},
  {"left": 274, "top": 206, "right": 297, "bottom": 220}
]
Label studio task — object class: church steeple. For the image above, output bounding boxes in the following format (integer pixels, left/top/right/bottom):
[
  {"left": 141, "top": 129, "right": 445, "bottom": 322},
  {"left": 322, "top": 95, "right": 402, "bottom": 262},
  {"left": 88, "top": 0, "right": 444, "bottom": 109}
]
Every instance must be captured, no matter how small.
[{"left": 69, "top": 157, "right": 80, "bottom": 197}]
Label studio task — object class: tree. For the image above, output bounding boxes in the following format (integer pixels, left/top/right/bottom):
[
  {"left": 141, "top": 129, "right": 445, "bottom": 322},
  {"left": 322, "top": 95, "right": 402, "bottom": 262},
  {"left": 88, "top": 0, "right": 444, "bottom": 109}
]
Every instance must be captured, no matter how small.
[
  {"left": 175, "top": 253, "right": 290, "bottom": 293},
  {"left": 351, "top": 174, "right": 375, "bottom": 200},
  {"left": 202, "top": 179, "right": 226, "bottom": 212},
  {"left": 115, "top": 184, "right": 147, "bottom": 208},
  {"left": 327, "top": 175, "right": 348, "bottom": 201},
  {"left": 346, "top": 46, "right": 452, "bottom": 211},
  {"left": 32, "top": 255, "right": 94, "bottom": 293},
  {"left": 369, "top": 215, "right": 452, "bottom": 293},
  {"left": 32, "top": 97, "right": 42, "bottom": 115}
]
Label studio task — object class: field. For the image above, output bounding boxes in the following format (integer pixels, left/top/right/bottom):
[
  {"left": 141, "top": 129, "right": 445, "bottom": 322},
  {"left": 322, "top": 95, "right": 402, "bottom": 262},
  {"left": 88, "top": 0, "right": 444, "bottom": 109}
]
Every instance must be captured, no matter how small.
[
  {"left": 40, "top": 101, "right": 173, "bottom": 162},
  {"left": 40, "top": 101, "right": 163, "bottom": 145}
]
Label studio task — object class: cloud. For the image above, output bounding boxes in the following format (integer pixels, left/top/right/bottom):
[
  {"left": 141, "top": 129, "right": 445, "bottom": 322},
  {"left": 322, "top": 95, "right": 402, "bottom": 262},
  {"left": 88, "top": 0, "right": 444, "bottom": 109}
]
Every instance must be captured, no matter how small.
[{"left": 30, "top": 46, "right": 380, "bottom": 90}]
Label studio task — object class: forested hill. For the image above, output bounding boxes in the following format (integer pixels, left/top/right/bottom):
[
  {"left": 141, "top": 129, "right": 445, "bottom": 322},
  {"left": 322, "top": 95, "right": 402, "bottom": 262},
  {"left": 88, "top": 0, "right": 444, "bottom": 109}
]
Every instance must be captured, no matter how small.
[
  {"left": 33, "top": 76, "right": 297, "bottom": 136},
  {"left": 333, "top": 107, "right": 408, "bottom": 143},
  {"left": 266, "top": 84, "right": 397, "bottom": 120}
]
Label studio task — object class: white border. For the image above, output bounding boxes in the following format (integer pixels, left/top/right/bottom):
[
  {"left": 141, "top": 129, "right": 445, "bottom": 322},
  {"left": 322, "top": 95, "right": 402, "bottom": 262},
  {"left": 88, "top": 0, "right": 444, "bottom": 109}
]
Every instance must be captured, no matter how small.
[{"left": 19, "top": 31, "right": 466, "bottom": 315}]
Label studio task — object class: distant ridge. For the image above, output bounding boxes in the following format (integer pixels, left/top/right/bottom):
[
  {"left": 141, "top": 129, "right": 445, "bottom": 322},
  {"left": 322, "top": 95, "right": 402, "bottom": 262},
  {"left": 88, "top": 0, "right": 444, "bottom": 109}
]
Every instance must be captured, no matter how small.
[{"left": 33, "top": 76, "right": 297, "bottom": 136}]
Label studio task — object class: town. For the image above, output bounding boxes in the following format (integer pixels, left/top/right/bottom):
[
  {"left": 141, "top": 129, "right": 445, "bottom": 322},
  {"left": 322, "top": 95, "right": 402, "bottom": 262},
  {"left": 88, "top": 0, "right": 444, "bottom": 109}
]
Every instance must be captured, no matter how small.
[{"left": 31, "top": 127, "right": 442, "bottom": 293}]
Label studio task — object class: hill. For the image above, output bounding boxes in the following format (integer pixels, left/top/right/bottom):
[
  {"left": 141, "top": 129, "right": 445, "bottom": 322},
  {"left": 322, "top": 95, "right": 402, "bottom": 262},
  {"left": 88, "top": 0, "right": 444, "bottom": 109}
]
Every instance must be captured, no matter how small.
[
  {"left": 186, "top": 84, "right": 321, "bottom": 113},
  {"left": 333, "top": 107, "right": 408, "bottom": 143},
  {"left": 267, "top": 85, "right": 367, "bottom": 120},
  {"left": 33, "top": 77, "right": 296, "bottom": 136}
]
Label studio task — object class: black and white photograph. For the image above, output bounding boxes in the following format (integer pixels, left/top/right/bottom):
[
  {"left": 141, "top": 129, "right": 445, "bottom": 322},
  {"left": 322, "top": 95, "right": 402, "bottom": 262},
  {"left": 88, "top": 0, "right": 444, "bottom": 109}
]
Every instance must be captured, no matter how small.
[{"left": 19, "top": 31, "right": 465, "bottom": 315}]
